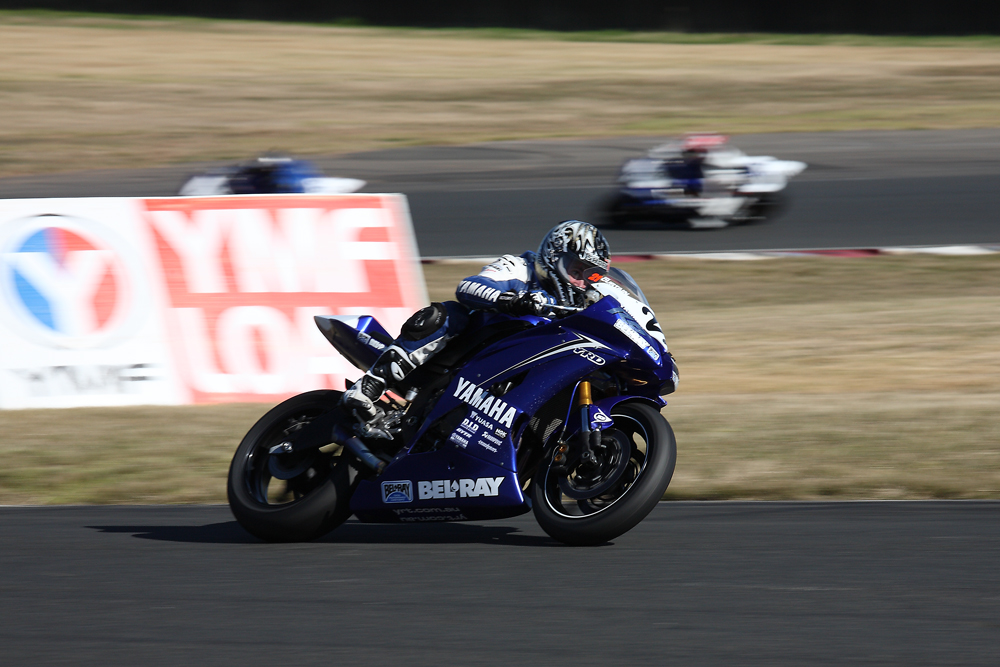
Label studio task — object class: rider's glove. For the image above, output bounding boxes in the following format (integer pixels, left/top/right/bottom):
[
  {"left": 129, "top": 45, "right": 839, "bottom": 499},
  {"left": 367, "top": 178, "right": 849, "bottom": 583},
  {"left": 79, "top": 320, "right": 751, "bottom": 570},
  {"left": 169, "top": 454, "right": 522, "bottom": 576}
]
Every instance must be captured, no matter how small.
[{"left": 495, "top": 290, "right": 553, "bottom": 317}]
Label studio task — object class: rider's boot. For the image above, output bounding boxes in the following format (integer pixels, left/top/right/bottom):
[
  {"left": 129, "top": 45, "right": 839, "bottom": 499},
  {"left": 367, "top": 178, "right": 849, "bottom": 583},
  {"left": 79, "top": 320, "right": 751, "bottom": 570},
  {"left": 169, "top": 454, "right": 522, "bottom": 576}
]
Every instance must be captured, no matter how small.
[{"left": 341, "top": 370, "right": 387, "bottom": 425}]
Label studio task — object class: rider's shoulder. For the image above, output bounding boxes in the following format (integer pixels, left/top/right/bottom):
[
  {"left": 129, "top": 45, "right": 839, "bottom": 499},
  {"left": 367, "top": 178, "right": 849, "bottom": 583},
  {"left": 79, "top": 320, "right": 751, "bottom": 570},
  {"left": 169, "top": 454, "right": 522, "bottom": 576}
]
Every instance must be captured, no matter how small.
[{"left": 480, "top": 253, "right": 531, "bottom": 280}]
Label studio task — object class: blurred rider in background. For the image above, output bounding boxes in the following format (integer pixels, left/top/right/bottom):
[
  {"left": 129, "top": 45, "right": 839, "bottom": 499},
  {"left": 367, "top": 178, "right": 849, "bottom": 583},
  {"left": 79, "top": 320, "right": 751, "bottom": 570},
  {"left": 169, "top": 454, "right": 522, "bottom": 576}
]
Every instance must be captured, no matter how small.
[
  {"left": 230, "top": 154, "right": 315, "bottom": 194},
  {"left": 664, "top": 133, "right": 727, "bottom": 197},
  {"left": 341, "top": 220, "right": 612, "bottom": 433}
]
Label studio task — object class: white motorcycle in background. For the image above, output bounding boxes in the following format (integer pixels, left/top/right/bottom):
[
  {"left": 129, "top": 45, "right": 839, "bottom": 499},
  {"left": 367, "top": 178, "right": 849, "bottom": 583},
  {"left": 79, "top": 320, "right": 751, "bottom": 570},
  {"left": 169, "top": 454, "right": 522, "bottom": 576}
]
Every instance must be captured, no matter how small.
[{"left": 602, "top": 134, "right": 807, "bottom": 229}]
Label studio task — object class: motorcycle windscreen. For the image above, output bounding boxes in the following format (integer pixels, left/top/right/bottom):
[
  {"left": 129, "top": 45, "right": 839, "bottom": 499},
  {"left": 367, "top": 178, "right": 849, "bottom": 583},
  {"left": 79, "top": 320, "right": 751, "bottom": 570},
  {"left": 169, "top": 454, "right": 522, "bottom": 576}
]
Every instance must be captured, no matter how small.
[{"left": 604, "top": 267, "right": 652, "bottom": 308}]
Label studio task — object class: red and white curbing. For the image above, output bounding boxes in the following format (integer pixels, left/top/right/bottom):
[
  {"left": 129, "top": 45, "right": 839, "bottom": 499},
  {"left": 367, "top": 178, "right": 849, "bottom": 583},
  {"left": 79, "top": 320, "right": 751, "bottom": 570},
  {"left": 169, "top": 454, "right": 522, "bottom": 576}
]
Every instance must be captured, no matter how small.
[{"left": 423, "top": 245, "right": 1000, "bottom": 264}]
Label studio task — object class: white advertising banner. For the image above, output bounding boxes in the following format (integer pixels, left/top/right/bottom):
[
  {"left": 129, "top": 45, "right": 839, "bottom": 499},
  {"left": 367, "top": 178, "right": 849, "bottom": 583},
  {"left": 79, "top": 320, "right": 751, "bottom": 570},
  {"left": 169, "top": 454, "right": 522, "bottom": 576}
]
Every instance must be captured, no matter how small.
[{"left": 0, "top": 194, "right": 427, "bottom": 409}]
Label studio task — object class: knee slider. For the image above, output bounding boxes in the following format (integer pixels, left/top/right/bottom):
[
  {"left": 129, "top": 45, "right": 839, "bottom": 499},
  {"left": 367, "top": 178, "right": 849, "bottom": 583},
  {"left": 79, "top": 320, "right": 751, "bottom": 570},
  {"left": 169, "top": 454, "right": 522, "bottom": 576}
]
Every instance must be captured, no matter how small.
[{"left": 400, "top": 302, "right": 448, "bottom": 342}]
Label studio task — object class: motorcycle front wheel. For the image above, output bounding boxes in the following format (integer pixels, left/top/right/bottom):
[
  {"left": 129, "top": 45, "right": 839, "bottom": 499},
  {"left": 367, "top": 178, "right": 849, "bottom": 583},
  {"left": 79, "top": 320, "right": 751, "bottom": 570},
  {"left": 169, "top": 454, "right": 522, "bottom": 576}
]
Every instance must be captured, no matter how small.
[
  {"left": 227, "top": 390, "right": 355, "bottom": 542},
  {"left": 531, "top": 401, "right": 676, "bottom": 546}
]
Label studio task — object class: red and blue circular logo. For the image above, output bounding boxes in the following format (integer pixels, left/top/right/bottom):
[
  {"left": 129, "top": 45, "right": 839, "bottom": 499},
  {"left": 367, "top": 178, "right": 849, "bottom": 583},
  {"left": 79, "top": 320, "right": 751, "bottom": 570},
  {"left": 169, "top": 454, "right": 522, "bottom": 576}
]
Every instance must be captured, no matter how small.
[{"left": 1, "top": 214, "right": 145, "bottom": 349}]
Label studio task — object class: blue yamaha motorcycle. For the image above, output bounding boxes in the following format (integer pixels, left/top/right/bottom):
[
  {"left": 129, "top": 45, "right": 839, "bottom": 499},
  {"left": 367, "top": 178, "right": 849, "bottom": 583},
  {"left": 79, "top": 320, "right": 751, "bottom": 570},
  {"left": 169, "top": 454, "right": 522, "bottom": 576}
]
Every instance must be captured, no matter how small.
[{"left": 227, "top": 268, "right": 678, "bottom": 546}]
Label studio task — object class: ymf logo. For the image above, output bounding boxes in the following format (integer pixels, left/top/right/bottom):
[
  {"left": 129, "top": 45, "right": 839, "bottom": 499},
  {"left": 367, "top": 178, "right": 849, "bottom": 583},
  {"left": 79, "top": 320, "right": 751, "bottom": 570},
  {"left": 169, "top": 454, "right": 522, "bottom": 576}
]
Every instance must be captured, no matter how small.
[
  {"left": 140, "top": 195, "right": 420, "bottom": 402},
  {"left": 0, "top": 215, "right": 144, "bottom": 349}
]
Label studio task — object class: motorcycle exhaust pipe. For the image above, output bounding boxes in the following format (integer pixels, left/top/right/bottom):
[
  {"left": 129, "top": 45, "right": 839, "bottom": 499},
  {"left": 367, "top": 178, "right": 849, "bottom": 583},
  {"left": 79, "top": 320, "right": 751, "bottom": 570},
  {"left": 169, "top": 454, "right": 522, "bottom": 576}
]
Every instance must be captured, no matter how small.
[{"left": 332, "top": 423, "right": 387, "bottom": 474}]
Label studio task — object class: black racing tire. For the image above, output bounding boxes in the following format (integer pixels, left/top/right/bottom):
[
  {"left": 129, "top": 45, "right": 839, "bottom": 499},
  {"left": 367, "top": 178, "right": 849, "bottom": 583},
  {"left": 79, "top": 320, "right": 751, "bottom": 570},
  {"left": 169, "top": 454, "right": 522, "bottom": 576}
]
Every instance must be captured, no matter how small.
[
  {"left": 227, "top": 390, "right": 354, "bottom": 542},
  {"left": 531, "top": 402, "right": 676, "bottom": 546}
]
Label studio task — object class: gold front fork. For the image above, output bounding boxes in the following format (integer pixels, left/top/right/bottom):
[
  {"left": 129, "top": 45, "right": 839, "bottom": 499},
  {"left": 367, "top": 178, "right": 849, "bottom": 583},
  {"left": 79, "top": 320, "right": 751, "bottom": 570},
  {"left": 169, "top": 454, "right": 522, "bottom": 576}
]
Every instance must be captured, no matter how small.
[
  {"left": 576, "top": 380, "right": 593, "bottom": 407},
  {"left": 576, "top": 380, "right": 598, "bottom": 465},
  {"left": 553, "top": 380, "right": 594, "bottom": 469}
]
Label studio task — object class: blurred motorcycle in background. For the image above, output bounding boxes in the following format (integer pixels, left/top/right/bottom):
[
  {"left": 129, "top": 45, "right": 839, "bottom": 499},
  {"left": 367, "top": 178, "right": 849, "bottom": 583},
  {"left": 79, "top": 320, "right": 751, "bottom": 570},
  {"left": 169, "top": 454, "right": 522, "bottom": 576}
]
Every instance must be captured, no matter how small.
[
  {"left": 178, "top": 153, "right": 366, "bottom": 196},
  {"left": 602, "top": 133, "right": 807, "bottom": 229}
]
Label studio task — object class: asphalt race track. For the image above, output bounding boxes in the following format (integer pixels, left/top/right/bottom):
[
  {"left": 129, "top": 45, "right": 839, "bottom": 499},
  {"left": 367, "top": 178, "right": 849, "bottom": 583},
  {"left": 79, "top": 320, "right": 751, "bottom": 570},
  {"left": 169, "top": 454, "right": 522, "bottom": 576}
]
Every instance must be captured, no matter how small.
[
  {"left": 2, "top": 502, "right": 999, "bottom": 665},
  {"left": 2, "top": 131, "right": 999, "bottom": 664},
  {"left": 1, "top": 129, "right": 998, "bottom": 257}
]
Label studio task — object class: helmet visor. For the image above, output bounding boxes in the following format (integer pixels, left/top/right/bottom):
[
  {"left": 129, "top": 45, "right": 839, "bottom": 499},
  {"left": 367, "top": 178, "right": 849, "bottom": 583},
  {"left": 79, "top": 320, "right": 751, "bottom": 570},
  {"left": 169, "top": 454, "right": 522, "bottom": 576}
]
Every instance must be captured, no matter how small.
[{"left": 557, "top": 254, "right": 609, "bottom": 291}]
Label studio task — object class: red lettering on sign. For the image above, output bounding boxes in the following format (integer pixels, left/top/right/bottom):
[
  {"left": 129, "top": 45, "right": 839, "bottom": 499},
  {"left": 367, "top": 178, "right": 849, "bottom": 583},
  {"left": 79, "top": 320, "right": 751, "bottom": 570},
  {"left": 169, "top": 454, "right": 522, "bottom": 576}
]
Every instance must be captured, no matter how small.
[{"left": 141, "top": 195, "right": 427, "bottom": 403}]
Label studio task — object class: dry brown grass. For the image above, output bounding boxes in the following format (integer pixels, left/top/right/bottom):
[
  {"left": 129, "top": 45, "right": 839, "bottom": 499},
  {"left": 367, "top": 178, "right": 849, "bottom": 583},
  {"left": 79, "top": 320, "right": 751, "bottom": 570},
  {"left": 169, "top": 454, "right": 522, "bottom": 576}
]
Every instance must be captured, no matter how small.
[
  {"left": 3, "top": 12, "right": 1000, "bottom": 176},
  {"left": 2, "top": 254, "right": 997, "bottom": 504},
  {"left": 0, "top": 403, "right": 269, "bottom": 504}
]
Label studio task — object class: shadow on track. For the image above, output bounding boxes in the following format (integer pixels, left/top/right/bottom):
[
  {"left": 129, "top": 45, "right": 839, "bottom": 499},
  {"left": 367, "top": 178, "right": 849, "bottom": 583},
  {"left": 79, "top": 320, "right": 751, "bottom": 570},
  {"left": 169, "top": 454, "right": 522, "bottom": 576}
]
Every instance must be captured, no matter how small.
[
  {"left": 321, "top": 521, "right": 561, "bottom": 547},
  {"left": 88, "top": 521, "right": 257, "bottom": 544},
  {"left": 87, "top": 519, "right": 564, "bottom": 547}
]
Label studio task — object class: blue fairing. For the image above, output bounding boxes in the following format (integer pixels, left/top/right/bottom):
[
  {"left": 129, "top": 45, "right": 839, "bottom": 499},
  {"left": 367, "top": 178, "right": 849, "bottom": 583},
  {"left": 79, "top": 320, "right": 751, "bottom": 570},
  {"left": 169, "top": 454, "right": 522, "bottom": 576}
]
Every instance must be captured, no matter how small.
[
  {"left": 335, "top": 292, "right": 674, "bottom": 523},
  {"left": 273, "top": 160, "right": 323, "bottom": 192},
  {"left": 352, "top": 452, "right": 527, "bottom": 523},
  {"left": 228, "top": 159, "right": 324, "bottom": 194}
]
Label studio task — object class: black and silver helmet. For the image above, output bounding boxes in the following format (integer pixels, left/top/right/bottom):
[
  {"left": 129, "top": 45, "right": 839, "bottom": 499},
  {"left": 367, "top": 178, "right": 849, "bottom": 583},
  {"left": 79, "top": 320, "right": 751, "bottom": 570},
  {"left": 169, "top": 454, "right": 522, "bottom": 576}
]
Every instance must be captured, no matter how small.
[{"left": 534, "top": 220, "right": 611, "bottom": 307}]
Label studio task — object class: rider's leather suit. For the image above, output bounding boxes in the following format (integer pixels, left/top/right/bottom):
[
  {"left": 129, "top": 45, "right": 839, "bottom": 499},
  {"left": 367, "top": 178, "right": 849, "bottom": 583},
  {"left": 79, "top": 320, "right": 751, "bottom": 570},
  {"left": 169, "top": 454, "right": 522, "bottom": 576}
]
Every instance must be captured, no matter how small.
[{"left": 341, "top": 252, "right": 557, "bottom": 422}]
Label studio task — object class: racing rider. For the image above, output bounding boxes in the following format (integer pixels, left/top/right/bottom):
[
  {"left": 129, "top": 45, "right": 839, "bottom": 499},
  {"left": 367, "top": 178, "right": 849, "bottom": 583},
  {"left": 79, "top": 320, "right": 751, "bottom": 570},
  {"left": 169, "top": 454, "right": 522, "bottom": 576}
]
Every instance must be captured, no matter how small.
[
  {"left": 340, "top": 220, "right": 612, "bottom": 433},
  {"left": 665, "top": 133, "right": 727, "bottom": 196}
]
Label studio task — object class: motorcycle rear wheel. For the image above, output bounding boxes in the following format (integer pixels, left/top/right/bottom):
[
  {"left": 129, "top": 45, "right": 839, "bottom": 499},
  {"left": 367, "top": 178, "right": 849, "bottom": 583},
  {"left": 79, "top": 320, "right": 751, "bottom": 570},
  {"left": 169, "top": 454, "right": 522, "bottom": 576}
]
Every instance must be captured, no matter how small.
[
  {"left": 227, "top": 390, "right": 354, "bottom": 542},
  {"left": 531, "top": 402, "right": 676, "bottom": 546}
]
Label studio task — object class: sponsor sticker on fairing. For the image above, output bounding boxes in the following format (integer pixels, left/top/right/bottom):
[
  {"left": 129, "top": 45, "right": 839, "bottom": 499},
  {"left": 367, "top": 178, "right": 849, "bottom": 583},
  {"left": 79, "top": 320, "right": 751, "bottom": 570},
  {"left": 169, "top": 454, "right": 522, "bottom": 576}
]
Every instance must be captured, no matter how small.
[
  {"left": 398, "top": 514, "right": 467, "bottom": 522},
  {"left": 417, "top": 477, "right": 505, "bottom": 500},
  {"left": 477, "top": 441, "right": 498, "bottom": 453},
  {"left": 614, "top": 318, "right": 660, "bottom": 361},
  {"left": 448, "top": 416, "right": 481, "bottom": 448},
  {"left": 381, "top": 480, "right": 413, "bottom": 503},
  {"left": 393, "top": 507, "right": 461, "bottom": 515},
  {"left": 451, "top": 377, "right": 517, "bottom": 428},
  {"left": 573, "top": 346, "right": 606, "bottom": 365},
  {"left": 478, "top": 429, "right": 503, "bottom": 447},
  {"left": 593, "top": 409, "right": 612, "bottom": 423}
]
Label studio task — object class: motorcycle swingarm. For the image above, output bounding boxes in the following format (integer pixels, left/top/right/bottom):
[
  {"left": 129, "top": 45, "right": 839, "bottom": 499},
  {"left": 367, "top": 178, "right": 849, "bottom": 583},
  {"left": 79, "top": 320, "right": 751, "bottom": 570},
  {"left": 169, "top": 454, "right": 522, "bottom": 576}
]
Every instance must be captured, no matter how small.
[
  {"left": 266, "top": 409, "right": 344, "bottom": 456},
  {"left": 267, "top": 408, "right": 392, "bottom": 474}
]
